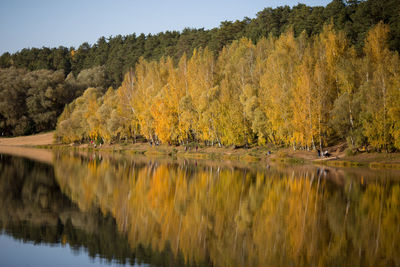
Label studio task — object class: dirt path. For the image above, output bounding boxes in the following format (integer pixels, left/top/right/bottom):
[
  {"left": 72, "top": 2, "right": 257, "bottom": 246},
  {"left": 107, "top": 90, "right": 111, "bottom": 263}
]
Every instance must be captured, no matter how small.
[
  {"left": 0, "top": 132, "right": 54, "bottom": 146},
  {"left": 0, "top": 132, "right": 54, "bottom": 164}
]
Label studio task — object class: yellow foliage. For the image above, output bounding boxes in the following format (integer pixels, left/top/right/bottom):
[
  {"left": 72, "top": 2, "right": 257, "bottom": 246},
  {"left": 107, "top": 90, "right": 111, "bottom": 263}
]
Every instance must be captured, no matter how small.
[{"left": 56, "top": 22, "right": 400, "bottom": 150}]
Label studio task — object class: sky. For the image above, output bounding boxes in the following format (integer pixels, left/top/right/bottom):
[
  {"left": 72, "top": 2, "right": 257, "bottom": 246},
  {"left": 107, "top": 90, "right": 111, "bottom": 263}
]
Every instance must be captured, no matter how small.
[{"left": 0, "top": 0, "right": 332, "bottom": 54}]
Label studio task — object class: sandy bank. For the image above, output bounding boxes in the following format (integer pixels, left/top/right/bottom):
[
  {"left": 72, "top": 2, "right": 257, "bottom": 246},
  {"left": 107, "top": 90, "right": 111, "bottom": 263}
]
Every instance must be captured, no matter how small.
[{"left": 0, "top": 132, "right": 54, "bottom": 146}]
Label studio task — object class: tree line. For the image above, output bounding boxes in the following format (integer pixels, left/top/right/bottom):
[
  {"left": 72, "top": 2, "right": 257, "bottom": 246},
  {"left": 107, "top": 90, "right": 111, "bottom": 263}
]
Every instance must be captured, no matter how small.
[
  {"left": 1, "top": 0, "right": 399, "bottom": 88},
  {"left": 56, "top": 22, "right": 400, "bottom": 151}
]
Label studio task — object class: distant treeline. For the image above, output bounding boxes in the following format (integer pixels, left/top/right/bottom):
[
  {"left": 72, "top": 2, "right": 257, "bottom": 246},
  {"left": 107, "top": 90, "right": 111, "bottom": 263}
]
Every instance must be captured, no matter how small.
[
  {"left": 1, "top": 0, "right": 400, "bottom": 142},
  {"left": 56, "top": 23, "right": 400, "bottom": 151},
  {"left": 1, "top": 0, "right": 399, "bottom": 88}
]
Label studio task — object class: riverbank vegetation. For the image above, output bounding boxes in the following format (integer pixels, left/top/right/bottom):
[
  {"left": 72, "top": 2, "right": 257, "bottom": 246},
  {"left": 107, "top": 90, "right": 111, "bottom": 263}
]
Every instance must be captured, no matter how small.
[{"left": 55, "top": 22, "right": 400, "bottom": 152}]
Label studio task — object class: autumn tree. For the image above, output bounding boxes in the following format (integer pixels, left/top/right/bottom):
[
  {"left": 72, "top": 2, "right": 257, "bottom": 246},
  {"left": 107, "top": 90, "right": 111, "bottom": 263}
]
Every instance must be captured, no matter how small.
[
  {"left": 292, "top": 41, "right": 317, "bottom": 149},
  {"left": 259, "top": 30, "right": 301, "bottom": 146},
  {"left": 55, "top": 87, "right": 102, "bottom": 143},
  {"left": 361, "top": 22, "right": 400, "bottom": 151},
  {"left": 186, "top": 48, "right": 220, "bottom": 144},
  {"left": 216, "top": 38, "right": 257, "bottom": 145},
  {"left": 115, "top": 70, "right": 140, "bottom": 142},
  {"left": 132, "top": 58, "right": 168, "bottom": 142}
]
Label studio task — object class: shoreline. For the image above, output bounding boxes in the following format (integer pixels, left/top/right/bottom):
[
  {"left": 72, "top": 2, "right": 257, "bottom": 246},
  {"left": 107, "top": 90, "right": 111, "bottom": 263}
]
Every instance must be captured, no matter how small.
[
  {"left": 1, "top": 132, "right": 400, "bottom": 169},
  {"left": 44, "top": 142, "right": 400, "bottom": 169}
]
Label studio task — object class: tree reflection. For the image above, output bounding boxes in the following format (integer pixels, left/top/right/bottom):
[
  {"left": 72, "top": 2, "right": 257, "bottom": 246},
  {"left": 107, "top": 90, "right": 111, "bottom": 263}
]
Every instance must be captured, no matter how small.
[
  {"left": 0, "top": 155, "right": 197, "bottom": 266},
  {"left": 53, "top": 152, "right": 400, "bottom": 267}
]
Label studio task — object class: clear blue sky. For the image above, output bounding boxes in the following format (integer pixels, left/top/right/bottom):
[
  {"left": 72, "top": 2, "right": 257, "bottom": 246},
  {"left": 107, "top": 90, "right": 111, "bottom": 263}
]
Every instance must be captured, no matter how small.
[{"left": 0, "top": 0, "right": 332, "bottom": 54}]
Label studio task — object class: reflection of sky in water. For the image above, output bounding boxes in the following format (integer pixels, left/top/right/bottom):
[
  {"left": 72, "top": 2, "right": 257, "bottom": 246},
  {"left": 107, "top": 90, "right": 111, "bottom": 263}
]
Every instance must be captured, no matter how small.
[{"left": 0, "top": 234, "right": 148, "bottom": 267}]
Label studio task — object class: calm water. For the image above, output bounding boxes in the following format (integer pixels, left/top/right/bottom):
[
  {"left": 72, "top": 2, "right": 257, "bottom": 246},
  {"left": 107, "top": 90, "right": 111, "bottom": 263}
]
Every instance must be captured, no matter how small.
[{"left": 0, "top": 151, "right": 399, "bottom": 267}]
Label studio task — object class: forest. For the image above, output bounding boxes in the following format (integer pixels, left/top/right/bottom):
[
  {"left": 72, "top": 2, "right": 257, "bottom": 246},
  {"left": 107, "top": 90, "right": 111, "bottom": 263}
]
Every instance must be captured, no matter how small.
[
  {"left": 1, "top": 0, "right": 400, "bottom": 151},
  {"left": 55, "top": 22, "right": 400, "bottom": 151}
]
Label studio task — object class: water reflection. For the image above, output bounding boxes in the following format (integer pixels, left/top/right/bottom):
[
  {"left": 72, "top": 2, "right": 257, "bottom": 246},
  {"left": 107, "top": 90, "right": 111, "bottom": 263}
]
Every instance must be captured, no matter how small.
[
  {"left": 0, "top": 155, "right": 186, "bottom": 266},
  {"left": 1, "top": 151, "right": 399, "bottom": 266},
  {"left": 50, "top": 152, "right": 400, "bottom": 267}
]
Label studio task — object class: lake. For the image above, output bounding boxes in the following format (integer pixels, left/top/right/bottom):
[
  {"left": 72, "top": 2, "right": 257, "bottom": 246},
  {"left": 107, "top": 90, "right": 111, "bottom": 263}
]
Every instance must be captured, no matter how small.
[{"left": 0, "top": 150, "right": 399, "bottom": 267}]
